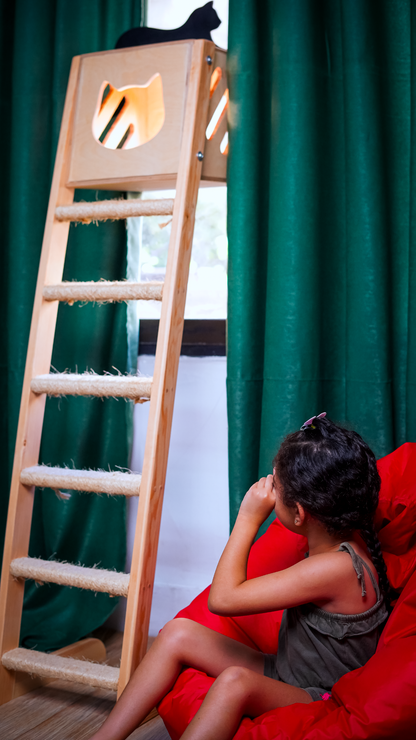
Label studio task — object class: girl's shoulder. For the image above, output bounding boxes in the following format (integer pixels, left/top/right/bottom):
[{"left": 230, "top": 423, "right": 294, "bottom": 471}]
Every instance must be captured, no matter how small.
[
  {"left": 304, "top": 538, "right": 377, "bottom": 577},
  {"left": 302, "top": 541, "right": 379, "bottom": 614}
]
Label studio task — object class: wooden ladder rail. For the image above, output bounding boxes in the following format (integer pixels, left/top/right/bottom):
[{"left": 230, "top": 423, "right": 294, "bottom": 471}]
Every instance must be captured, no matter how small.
[
  {"left": 118, "top": 39, "right": 214, "bottom": 694},
  {"left": 0, "top": 55, "right": 80, "bottom": 703},
  {"left": 0, "top": 39, "right": 215, "bottom": 703}
]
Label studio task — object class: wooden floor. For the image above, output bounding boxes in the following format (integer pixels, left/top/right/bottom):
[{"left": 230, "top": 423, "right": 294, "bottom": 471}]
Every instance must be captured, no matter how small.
[{"left": 0, "top": 630, "right": 171, "bottom": 740}]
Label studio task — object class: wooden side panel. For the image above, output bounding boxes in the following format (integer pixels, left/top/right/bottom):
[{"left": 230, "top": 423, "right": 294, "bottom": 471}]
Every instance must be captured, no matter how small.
[
  {"left": 68, "top": 43, "right": 191, "bottom": 187},
  {"left": 118, "top": 39, "right": 215, "bottom": 695},
  {"left": 201, "top": 48, "right": 228, "bottom": 183},
  {"left": 0, "top": 58, "right": 79, "bottom": 705}
]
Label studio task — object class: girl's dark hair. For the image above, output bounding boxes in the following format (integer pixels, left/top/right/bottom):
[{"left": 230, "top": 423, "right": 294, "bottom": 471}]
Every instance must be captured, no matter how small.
[{"left": 273, "top": 415, "right": 392, "bottom": 610}]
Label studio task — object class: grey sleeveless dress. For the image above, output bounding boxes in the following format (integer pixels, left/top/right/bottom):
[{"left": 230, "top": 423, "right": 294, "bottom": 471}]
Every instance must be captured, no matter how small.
[{"left": 263, "top": 543, "right": 388, "bottom": 701}]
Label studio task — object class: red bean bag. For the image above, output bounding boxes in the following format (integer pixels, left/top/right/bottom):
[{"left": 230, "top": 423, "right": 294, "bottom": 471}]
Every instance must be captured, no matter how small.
[{"left": 158, "top": 443, "right": 416, "bottom": 739}]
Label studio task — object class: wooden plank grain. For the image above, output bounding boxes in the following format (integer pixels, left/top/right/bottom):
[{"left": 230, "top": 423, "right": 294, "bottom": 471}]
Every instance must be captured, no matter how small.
[
  {"left": 6, "top": 686, "right": 116, "bottom": 740},
  {"left": 0, "top": 683, "right": 167, "bottom": 740},
  {"left": 0, "top": 682, "right": 113, "bottom": 740},
  {"left": 118, "top": 38, "right": 215, "bottom": 695}
]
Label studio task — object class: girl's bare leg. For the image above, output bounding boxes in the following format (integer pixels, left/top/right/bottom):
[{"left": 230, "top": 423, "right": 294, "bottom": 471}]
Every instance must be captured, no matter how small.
[
  {"left": 181, "top": 666, "right": 313, "bottom": 740},
  {"left": 89, "top": 618, "right": 265, "bottom": 740}
]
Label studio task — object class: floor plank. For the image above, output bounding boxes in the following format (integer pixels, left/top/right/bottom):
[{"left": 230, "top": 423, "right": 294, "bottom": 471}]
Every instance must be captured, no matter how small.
[{"left": 0, "top": 682, "right": 114, "bottom": 740}]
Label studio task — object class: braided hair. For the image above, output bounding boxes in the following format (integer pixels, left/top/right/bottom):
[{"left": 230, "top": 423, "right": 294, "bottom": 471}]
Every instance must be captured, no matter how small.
[{"left": 273, "top": 415, "right": 392, "bottom": 610}]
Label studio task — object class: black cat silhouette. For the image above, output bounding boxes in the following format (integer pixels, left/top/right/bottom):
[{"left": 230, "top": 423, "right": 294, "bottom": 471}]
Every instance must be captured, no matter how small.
[{"left": 115, "top": 2, "right": 221, "bottom": 49}]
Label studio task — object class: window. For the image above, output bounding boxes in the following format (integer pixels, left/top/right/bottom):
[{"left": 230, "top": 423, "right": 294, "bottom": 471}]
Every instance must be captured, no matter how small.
[
  {"left": 130, "top": 0, "right": 229, "bottom": 356},
  {"left": 131, "top": 186, "right": 227, "bottom": 320}
]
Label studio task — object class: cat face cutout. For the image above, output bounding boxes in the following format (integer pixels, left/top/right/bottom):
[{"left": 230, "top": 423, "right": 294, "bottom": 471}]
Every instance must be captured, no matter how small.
[{"left": 92, "top": 74, "right": 165, "bottom": 150}]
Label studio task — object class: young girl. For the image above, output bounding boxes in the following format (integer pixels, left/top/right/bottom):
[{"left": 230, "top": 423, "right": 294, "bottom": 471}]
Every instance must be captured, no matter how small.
[{"left": 90, "top": 414, "right": 390, "bottom": 740}]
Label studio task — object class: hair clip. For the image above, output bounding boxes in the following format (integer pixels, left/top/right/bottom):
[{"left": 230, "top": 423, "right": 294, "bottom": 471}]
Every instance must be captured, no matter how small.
[{"left": 300, "top": 412, "right": 326, "bottom": 431}]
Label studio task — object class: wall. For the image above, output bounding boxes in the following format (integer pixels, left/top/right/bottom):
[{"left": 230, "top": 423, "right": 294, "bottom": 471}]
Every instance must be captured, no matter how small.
[{"left": 106, "top": 353, "right": 229, "bottom": 635}]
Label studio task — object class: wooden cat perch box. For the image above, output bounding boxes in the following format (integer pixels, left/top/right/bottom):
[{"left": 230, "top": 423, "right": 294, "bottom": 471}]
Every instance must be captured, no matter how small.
[{"left": 67, "top": 40, "right": 228, "bottom": 191}]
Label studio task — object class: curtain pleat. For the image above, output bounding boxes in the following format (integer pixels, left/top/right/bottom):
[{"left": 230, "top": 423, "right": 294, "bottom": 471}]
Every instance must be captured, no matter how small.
[{"left": 227, "top": 0, "right": 416, "bottom": 528}]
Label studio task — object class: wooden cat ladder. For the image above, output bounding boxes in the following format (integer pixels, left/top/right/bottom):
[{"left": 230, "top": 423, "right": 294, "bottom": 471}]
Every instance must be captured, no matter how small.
[{"left": 0, "top": 38, "right": 227, "bottom": 703}]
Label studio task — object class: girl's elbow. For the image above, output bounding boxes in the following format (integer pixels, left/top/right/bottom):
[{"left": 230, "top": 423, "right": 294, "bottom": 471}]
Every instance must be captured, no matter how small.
[
  {"left": 207, "top": 591, "right": 220, "bottom": 614},
  {"left": 208, "top": 590, "right": 229, "bottom": 615}
]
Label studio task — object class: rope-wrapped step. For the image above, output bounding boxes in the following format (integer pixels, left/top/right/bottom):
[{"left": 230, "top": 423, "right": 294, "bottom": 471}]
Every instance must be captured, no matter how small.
[
  {"left": 20, "top": 466, "right": 141, "bottom": 496},
  {"left": 2, "top": 648, "right": 119, "bottom": 690},
  {"left": 55, "top": 197, "right": 174, "bottom": 223},
  {"left": 10, "top": 557, "right": 130, "bottom": 596},
  {"left": 43, "top": 280, "right": 163, "bottom": 304},
  {"left": 30, "top": 373, "right": 152, "bottom": 401}
]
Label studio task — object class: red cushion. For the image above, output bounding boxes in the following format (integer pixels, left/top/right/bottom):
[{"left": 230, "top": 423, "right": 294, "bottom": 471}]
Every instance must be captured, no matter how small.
[{"left": 158, "top": 443, "right": 416, "bottom": 739}]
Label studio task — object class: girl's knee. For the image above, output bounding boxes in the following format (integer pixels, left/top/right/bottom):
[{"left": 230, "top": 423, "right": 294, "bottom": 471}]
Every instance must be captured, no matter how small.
[
  {"left": 158, "top": 618, "right": 194, "bottom": 649},
  {"left": 214, "top": 666, "right": 254, "bottom": 697}
]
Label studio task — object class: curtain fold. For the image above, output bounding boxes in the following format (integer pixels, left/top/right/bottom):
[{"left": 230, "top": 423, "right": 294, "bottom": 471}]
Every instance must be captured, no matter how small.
[
  {"left": 227, "top": 0, "right": 416, "bottom": 528},
  {"left": 0, "top": 0, "right": 144, "bottom": 650}
]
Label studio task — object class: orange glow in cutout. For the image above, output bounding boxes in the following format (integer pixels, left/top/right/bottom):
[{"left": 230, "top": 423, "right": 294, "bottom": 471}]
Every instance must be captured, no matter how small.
[
  {"left": 209, "top": 67, "right": 222, "bottom": 98},
  {"left": 92, "top": 74, "right": 165, "bottom": 150}
]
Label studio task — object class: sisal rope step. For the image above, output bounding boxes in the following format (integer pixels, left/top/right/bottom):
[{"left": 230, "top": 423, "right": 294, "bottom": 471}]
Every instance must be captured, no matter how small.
[
  {"left": 55, "top": 198, "right": 174, "bottom": 223},
  {"left": 10, "top": 557, "right": 130, "bottom": 596},
  {"left": 43, "top": 280, "right": 163, "bottom": 304},
  {"left": 20, "top": 465, "right": 141, "bottom": 496},
  {"left": 30, "top": 373, "right": 152, "bottom": 400},
  {"left": 2, "top": 648, "right": 119, "bottom": 690}
]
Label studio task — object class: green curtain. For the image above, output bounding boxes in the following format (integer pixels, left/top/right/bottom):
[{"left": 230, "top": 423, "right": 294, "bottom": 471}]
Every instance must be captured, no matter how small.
[
  {"left": 0, "top": 0, "right": 145, "bottom": 650},
  {"left": 227, "top": 0, "right": 416, "bottom": 528}
]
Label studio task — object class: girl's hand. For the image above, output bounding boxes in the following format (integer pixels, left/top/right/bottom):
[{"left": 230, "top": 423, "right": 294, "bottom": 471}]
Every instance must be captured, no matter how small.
[
  {"left": 209, "top": 474, "right": 276, "bottom": 615},
  {"left": 238, "top": 474, "right": 275, "bottom": 528}
]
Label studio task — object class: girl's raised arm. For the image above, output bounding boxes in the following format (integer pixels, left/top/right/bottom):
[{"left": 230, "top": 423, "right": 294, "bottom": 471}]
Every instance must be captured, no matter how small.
[
  {"left": 208, "top": 475, "right": 349, "bottom": 616},
  {"left": 208, "top": 475, "right": 275, "bottom": 614}
]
